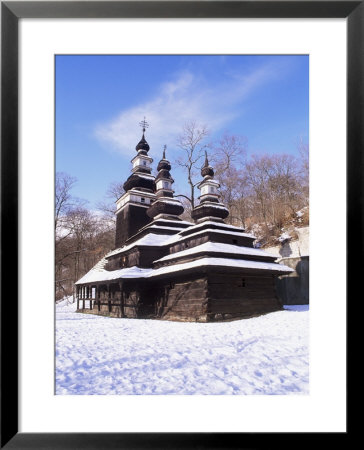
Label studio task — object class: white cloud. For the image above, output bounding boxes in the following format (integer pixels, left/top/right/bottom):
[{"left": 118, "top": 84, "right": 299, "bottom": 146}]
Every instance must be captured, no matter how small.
[{"left": 94, "top": 60, "right": 285, "bottom": 157}]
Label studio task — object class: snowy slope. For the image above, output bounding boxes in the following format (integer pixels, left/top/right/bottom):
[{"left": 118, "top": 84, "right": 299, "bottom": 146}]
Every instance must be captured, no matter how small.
[{"left": 56, "top": 303, "right": 309, "bottom": 395}]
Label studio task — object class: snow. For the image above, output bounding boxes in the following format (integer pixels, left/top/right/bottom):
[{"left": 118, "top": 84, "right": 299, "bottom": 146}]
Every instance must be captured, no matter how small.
[
  {"left": 193, "top": 202, "right": 228, "bottom": 211},
  {"left": 278, "top": 232, "right": 291, "bottom": 243},
  {"left": 104, "top": 233, "right": 173, "bottom": 258},
  {"left": 77, "top": 255, "right": 293, "bottom": 284},
  {"left": 152, "top": 218, "right": 192, "bottom": 226},
  {"left": 56, "top": 302, "right": 309, "bottom": 395},
  {"left": 147, "top": 225, "right": 184, "bottom": 231},
  {"left": 155, "top": 242, "right": 278, "bottom": 262},
  {"left": 152, "top": 198, "right": 183, "bottom": 206},
  {"left": 76, "top": 264, "right": 152, "bottom": 284},
  {"left": 151, "top": 257, "right": 294, "bottom": 277},
  {"left": 167, "top": 227, "right": 256, "bottom": 245},
  {"left": 135, "top": 173, "right": 154, "bottom": 179},
  {"left": 188, "top": 220, "right": 245, "bottom": 231}
]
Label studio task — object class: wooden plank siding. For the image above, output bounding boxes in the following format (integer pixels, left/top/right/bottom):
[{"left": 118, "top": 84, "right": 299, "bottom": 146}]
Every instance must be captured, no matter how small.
[
  {"left": 206, "top": 272, "right": 282, "bottom": 321},
  {"left": 156, "top": 276, "right": 209, "bottom": 322},
  {"left": 76, "top": 269, "right": 282, "bottom": 322}
]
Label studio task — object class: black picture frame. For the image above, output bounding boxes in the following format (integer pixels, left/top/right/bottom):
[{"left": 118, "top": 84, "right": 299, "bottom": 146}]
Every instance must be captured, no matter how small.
[{"left": 1, "top": 1, "right": 358, "bottom": 448}]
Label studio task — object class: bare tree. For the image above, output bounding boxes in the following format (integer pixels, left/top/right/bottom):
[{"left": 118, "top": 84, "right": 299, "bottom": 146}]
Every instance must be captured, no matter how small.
[
  {"left": 297, "top": 138, "right": 309, "bottom": 205},
  {"left": 245, "top": 154, "right": 272, "bottom": 228},
  {"left": 243, "top": 152, "right": 306, "bottom": 245},
  {"left": 175, "top": 121, "right": 209, "bottom": 208},
  {"left": 55, "top": 172, "right": 77, "bottom": 228},
  {"left": 212, "top": 134, "right": 248, "bottom": 225},
  {"left": 211, "top": 133, "right": 247, "bottom": 171},
  {"left": 55, "top": 173, "right": 115, "bottom": 301},
  {"left": 97, "top": 180, "right": 125, "bottom": 221}
]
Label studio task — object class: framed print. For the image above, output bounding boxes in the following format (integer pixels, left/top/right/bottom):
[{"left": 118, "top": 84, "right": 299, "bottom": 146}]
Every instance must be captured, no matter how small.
[{"left": 1, "top": 1, "right": 359, "bottom": 448}]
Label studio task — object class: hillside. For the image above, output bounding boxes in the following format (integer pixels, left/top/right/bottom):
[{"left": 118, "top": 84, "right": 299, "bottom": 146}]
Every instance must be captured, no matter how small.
[{"left": 246, "top": 206, "right": 309, "bottom": 252}]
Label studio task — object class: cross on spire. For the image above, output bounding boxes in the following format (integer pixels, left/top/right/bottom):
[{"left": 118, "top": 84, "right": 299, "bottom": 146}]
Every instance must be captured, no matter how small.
[
  {"left": 163, "top": 145, "right": 167, "bottom": 159},
  {"left": 139, "top": 117, "right": 149, "bottom": 133},
  {"left": 204, "top": 150, "right": 209, "bottom": 167}
]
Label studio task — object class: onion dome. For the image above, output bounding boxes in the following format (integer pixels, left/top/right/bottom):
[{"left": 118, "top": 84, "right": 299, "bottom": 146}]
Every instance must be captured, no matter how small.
[
  {"left": 147, "top": 145, "right": 184, "bottom": 219},
  {"left": 156, "top": 168, "right": 173, "bottom": 181},
  {"left": 135, "top": 133, "right": 150, "bottom": 153},
  {"left": 201, "top": 151, "right": 214, "bottom": 178},
  {"left": 123, "top": 173, "right": 154, "bottom": 192},
  {"left": 157, "top": 147, "right": 171, "bottom": 171},
  {"left": 135, "top": 117, "right": 150, "bottom": 154}
]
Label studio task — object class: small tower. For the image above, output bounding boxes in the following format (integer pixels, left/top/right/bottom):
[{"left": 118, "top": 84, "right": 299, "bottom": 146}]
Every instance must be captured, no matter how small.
[
  {"left": 147, "top": 145, "right": 184, "bottom": 220},
  {"left": 191, "top": 151, "right": 229, "bottom": 223},
  {"left": 114, "top": 118, "right": 156, "bottom": 247}
]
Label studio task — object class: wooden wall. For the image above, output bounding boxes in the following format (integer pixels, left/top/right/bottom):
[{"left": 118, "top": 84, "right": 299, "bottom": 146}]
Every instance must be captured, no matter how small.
[
  {"left": 77, "top": 270, "right": 282, "bottom": 322},
  {"left": 156, "top": 276, "right": 209, "bottom": 322},
  {"left": 206, "top": 272, "right": 282, "bottom": 321}
]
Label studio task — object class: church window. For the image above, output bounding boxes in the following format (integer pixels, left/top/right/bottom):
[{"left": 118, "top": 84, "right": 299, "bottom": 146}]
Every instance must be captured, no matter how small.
[
  {"left": 238, "top": 278, "right": 246, "bottom": 287},
  {"left": 141, "top": 197, "right": 145, "bottom": 203}
]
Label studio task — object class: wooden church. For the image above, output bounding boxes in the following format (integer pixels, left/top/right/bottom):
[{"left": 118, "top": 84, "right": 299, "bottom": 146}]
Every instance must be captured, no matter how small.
[{"left": 75, "top": 121, "right": 293, "bottom": 322}]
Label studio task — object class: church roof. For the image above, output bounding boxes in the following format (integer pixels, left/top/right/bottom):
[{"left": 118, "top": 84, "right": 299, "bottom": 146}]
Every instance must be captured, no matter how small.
[
  {"left": 135, "top": 133, "right": 150, "bottom": 152},
  {"left": 76, "top": 217, "right": 294, "bottom": 285},
  {"left": 154, "top": 241, "right": 277, "bottom": 263},
  {"left": 76, "top": 254, "right": 293, "bottom": 285}
]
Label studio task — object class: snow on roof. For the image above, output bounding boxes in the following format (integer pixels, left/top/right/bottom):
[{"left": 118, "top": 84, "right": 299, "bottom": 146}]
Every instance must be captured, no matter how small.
[
  {"left": 146, "top": 225, "right": 185, "bottom": 231},
  {"left": 128, "top": 189, "right": 155, "bottom": 196},
  {"left": 193, "top": 202, "right": 228, "bottom": 211},
  {"left": 152, "top": 198, "right": 182, "bottom": 206},
  {"left": 198, "top": 178, "right": 220, "bottom": 186},
  {"left": 105, "top": 233, "right": 173, "bottom": 258},
  {"left": 76, "top": 255, "right": 293, "bottom": 285},
  {"left": 154, "top": 242, "right": 277, "bottom": 263},
  {"left": 152, "top": 218, "right": 193, "bottom": 226},
  {"left": 150, "top": 257, "right": 294, "bottom": 277},
  {"left": 179, "top": 220, "right": 246, "bottom": 234},
  {"left": 105, "top": 220, "right": 252, "bottom": 260},
  {"left": 75, "top": 264, "right": 153, "bottom": 284},
  {"left": 136, "top": 173, "right": 155, "bottom": 180},
  {"left": 166, "top": 227, "right": 256, "bottom": 246}
]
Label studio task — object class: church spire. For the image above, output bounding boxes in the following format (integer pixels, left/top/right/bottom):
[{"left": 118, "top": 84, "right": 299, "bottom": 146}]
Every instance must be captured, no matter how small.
[
  {"left": 123, "top": 118, "right": 154, "bottom": 192},
  {"left": 147, "top": 145, "right": 184, "bottom": 220},
  {"left": 136, "top": 117, "right": 150, "bottom": 153},
  {"left": 114, "top": 119, "right": 156, "bottom": 248},
  {"left": 201, "top": 150, "right": 214, "bottom": 178},
  {"left": 191, "top": 151, "right": 229, "bottom": 223}
]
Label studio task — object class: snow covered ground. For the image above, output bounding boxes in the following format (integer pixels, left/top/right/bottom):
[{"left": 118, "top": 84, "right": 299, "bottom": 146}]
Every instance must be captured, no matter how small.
[{"left": 55, "top": 300, "right": 309, "bottom": 395}]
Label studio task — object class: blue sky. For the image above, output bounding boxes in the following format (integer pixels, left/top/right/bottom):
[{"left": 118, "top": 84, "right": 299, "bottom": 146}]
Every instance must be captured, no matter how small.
[{"left": 56, "top": 55, "right": 308, "bottom": 208}]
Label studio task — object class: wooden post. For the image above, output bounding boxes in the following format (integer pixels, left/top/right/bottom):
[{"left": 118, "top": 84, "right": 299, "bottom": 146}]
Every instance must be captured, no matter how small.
[
  {"left": 97, "top": 285, "right": 101, "bottom": 311},
  {"left": 82, "top": 286, "right": 86, "bottom": 310},
  {"left": 76, "top": 286, "right": 79, "bottom": 310},
  {"left": 119, "top": 281, "right": 124, "bottom": 317},
  {"left": 108, "top": 284, "right": 112, "bottom": 313},
  {"left": 90, "top": 286, "right": 93, "bottom": 310}
]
